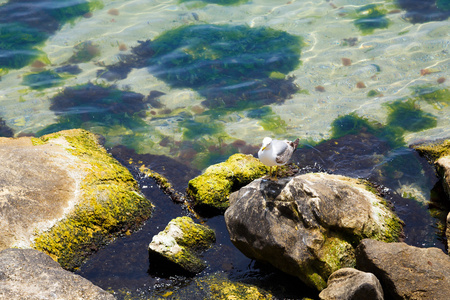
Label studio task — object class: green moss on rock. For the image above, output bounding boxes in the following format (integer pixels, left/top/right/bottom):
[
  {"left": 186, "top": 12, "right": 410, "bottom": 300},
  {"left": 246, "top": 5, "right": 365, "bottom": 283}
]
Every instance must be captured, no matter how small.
[
  {"left": 196, "top": 272, "right": 273, "bottom": 300},
  {"left": 187, "top": 153, "right": 269, "bottom": 214},
  {"left": 33, "top": 129, "right": 153, "bottom": 270},
  {"left": 412, "top": 139, "right": 450, "bottom": 162},
  {"left": 148, "top": 216, "right": 215, "bottom": 274}
]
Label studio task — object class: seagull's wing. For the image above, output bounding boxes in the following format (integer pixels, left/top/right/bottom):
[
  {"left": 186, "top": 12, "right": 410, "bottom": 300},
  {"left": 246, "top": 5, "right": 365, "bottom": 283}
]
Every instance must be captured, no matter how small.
[{"left": 273, "top": 141, "right": 291, "bottom": 164}]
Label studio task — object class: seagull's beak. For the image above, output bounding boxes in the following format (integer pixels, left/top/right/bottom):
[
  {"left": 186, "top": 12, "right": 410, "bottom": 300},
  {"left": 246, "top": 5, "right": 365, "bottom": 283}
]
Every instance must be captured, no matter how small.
[{"left": 261, "top": 146, "right": 266, "bottom": 151}]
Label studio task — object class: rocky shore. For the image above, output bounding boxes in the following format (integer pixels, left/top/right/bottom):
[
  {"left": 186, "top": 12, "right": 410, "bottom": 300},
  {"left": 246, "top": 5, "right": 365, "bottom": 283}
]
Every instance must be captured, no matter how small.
[{"left": 1, "top": 129, "right": 449, "bottom": 299}]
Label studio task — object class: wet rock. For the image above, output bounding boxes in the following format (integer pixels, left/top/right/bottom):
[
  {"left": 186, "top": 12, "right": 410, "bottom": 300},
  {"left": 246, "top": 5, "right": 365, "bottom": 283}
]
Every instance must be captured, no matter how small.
[
  {"left": 0, "top": 248, "right": 114, "bottom": 300},
  {"left": 148, "top": 216, "right": 215, "bottom": 275},
  {"left": 356, "top": 239, "right": 450, "bottom": 300},
  {"left": 224, "top": 173, "right": 402, "bottom": 290},
  {"left": 412, "top": 139, "right": 450, "bottom": 248},
  {"left": 0, "top": 129, "right": 152, "bottom": 270},
  {"left": 319, "top": 268, "right": 383, "bottom": 300},
  {"left": 187, "top": 153, "right": 268, "bottom": 215}
]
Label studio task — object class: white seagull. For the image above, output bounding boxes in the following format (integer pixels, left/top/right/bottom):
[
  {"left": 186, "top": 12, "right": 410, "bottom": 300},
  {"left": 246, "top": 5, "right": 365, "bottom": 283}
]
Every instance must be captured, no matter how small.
[{"left": 258, "top": 137, "right": 300, "bottom": 180}]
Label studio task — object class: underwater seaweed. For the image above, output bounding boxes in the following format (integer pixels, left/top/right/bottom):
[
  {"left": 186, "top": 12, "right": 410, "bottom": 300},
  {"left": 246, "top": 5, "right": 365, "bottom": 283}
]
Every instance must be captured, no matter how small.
[
  {"left": 330, "top": 97, "right": 438, "bottom": 149},
  {"left": 353, "top": 4, "right": 390, "bottom": 34},
  {"left": 385, "top": 99, "right": 437, "bottom": 133},
  {"left": 0, "top": 0, "right": 100, "bottom": 69},
  {"left": 100, "top": 24, "right": 303, "bottom": 109},
  {"left": 22, "top": 70, "right": 64, "bottom": 90},
  {"left": 396, "top": 0, "right": 450, "bottom": 23},
  {"left": 68, "top": 41, "right": 101, "bottom": 64},
  {"left": 37, "top": 83, "right": 152, "bottom": 137}
]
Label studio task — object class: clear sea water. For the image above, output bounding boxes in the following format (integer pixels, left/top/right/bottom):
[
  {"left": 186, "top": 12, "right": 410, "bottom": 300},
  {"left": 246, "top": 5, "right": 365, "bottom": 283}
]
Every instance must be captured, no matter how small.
[{"left": 1, "top": 0, "right": 449, "bottom": 298}]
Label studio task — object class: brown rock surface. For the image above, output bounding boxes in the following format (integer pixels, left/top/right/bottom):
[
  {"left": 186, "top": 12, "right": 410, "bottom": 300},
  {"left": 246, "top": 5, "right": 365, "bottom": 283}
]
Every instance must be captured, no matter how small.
[
  {"left": 0, "top": 248, "right": 114, "bottom": 300},
  {"left": 0, "top": 135, "right": 85, "bottom": 249},
  {"left": 356, "top": 239, "right": 450, "bottom": 300}
]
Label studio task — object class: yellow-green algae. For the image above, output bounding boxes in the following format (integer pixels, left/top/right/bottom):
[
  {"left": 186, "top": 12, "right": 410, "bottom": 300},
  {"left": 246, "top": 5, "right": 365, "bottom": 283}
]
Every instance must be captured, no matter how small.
[
  {"left": 186, "top": 153, "right": 269, "bottom": 214},
  {"left": 149, "top": 216, "right": 215, "bottom": 274},
  {"left": 412, "top": 139, "right": 450, "bottom": 162},
  {"left": 195, "top": 272, "right": 273, "bottom": 300},
  {"left": 33, "top": 129, "right": 153, "bottom": 270}
]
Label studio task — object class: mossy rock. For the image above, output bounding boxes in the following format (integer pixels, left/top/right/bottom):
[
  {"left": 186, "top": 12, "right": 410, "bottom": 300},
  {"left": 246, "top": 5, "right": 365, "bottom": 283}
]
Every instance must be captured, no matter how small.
[
  {"left": 148, "top": 216, "right": 215, "bottom": 275},
  {"left": 195, "top": 272, "right": 273, "bottom": 299},
  {"left": 33, "top": 129, "right": 153, "bottom": 270},
  {"left": 186, "top": 153, "right": 269, "bottom": 215},
  {"left": 412, "top": 139, "right": 450, "bottom": 162}
]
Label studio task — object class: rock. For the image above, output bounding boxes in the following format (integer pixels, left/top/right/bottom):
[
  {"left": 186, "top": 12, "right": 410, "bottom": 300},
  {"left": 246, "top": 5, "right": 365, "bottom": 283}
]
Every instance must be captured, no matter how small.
[
  {"left": 436, "top": 156, "right": 450, "bottom": 200},
  {"left": 0, "top": 248, "right": 114, "bottom": 300},
  {"left": 319, "top": 268, "right": 384, "bottom": 300},
  {"left": 224, "top": 173, "right": 402, "bottom": 290},
  {"left": 194, "top": 272, "right": 273, "bottom": 299},
  {"left": 186, "top": 153, "right": 268, "bottom": 215},
  {"left": 0, "top": 129, "right": 153, "bottom": 270},
  {"left": 148, "top": 216, "right": 215, "bottom": 275},
  {"left": 356, "top": 239, "right": 450, "bottom": 300},
  {"left": 412, "top": 139, "right": 450, "bottom": 249},
  {"left": 412, "top": 139, "right": 450, "bottom": 200}
]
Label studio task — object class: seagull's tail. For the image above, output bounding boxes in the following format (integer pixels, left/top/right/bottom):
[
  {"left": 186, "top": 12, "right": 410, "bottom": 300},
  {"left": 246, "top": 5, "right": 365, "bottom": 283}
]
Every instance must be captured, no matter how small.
[{"left": 292, "top": 138, "right": 300, "bottom": 151}]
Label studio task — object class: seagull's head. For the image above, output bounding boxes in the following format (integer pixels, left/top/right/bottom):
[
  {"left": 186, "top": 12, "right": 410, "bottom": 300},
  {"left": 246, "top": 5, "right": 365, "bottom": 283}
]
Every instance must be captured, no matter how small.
[{"left": 260, "top": 137, "right": 272, "bottom": 151}]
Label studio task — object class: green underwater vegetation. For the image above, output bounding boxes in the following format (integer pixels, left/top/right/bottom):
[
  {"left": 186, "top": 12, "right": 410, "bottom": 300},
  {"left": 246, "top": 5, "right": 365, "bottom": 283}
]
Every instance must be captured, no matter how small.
[
  {"left": 22, "top": 70, "right": 64, "bottom": 90},
  {"left": 0, "top": 0, "right": 102, "bottom": 70},
  {"left": 331, "top": 99, "right": 437, "bottom": 149},
  {"left": 100, "top": 24, "right": 303, "bottom": 109},
  {"left": 410, "top": 85, "right": 450, "bottom": 109},
  {"left": 37, "top": 83, "right": 150, "bottom": 140},
  {"left": 68, "top": 41, "right": 101, "bottom": 64},
  {"left": 396, "top": 0, "right": 450, "bottom": 23},
  {"left": 247, "top": 106, "right": 287, "bottom": 134},
  {"left": 385, "top": 99, "right": 437, "bottom": 133},
  {"left": 353, "top": 4, "right": 390, "bottom": 34}
]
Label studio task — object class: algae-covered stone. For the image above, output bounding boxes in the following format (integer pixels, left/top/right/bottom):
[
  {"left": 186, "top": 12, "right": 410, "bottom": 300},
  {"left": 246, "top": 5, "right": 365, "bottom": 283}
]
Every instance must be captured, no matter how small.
[
  {"left": 148, "top": 216, "right": 215, "bottom": 275},
  {"left": 186, "top": 153, "right": 268, "bottom": 215},
  {"left": 195, "top": 272, "right": 273, "bottom": 300},
  {"left": 28, "top": 129, "right": 153, "bottom": 270}
]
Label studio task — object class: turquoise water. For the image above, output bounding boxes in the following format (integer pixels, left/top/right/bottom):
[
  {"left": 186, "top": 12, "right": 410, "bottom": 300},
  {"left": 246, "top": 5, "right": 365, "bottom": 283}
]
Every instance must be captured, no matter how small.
[{"left": 1, "top": 0, "right": 449, "bottom": 298}]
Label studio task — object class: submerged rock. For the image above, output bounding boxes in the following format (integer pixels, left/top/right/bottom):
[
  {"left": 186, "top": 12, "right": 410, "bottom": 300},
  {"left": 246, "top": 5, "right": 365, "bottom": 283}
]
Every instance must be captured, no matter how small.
[
  {"left": 224, "top": 173, "right": 402, "bottom": 290},
  {"left": 0, "top": 248, "right": 114, "bottom": 300},
  {"left": 148, "top": 216, "right": 215, "bottom": 275},
  {"left": 186, "top": 153, "right": 268, "bottom": 215},
  {"left": 0, "top": 129, "right": 153, "bottom": 270},
  {"left": 319, "top": 268, "right": 383, "bottom": 300},
  {"left": 356, "top": 239, "right": 450, "bottom": 300}
]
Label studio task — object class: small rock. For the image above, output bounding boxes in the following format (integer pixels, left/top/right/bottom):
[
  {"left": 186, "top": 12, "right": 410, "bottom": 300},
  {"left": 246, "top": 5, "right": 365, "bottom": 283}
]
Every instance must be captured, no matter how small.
[
  {"left": 356, "top": 239, "right": 450, "bottom": 300},
  {"left": 319, "top": 268, "right": 383, "bottom": 300},
  {"left": 187, "top": 153, "right": 268, "bottom": 215},
  {"left": 0, "top": 248, "right": 114, "bottom": 300},
  {"left": 148, "top": 216, "right": 215, "bottom": 275}
]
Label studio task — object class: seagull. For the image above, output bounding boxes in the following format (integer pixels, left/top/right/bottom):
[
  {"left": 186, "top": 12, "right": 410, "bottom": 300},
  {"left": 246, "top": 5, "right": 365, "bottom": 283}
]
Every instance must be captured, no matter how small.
[{"left": 258, "top": 137, "right": 300, "bottom": 180}]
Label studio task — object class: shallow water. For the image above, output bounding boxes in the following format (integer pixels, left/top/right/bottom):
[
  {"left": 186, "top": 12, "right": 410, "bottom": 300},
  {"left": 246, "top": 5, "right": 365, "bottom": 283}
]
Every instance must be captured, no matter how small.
[{"left": 1, "top": 0, "right": 449, "bottom": 298}]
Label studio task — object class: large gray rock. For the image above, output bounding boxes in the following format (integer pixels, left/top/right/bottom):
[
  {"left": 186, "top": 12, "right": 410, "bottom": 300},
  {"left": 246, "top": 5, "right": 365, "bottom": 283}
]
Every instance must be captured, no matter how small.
[
  {"left": 0, "top": 248, "right": 114, "bottom": 300},
  {"left": 319, "top": 268, "right": 384, "bottom": 300},
  {"left": 0, "top": 129, "right": 152, "bottom": 270},
  {"left": 224, "top": 173, "right": 402, "bottom": 291},
  {"left": 356, "top": 239, "right": 450, "bottom": 300}
]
